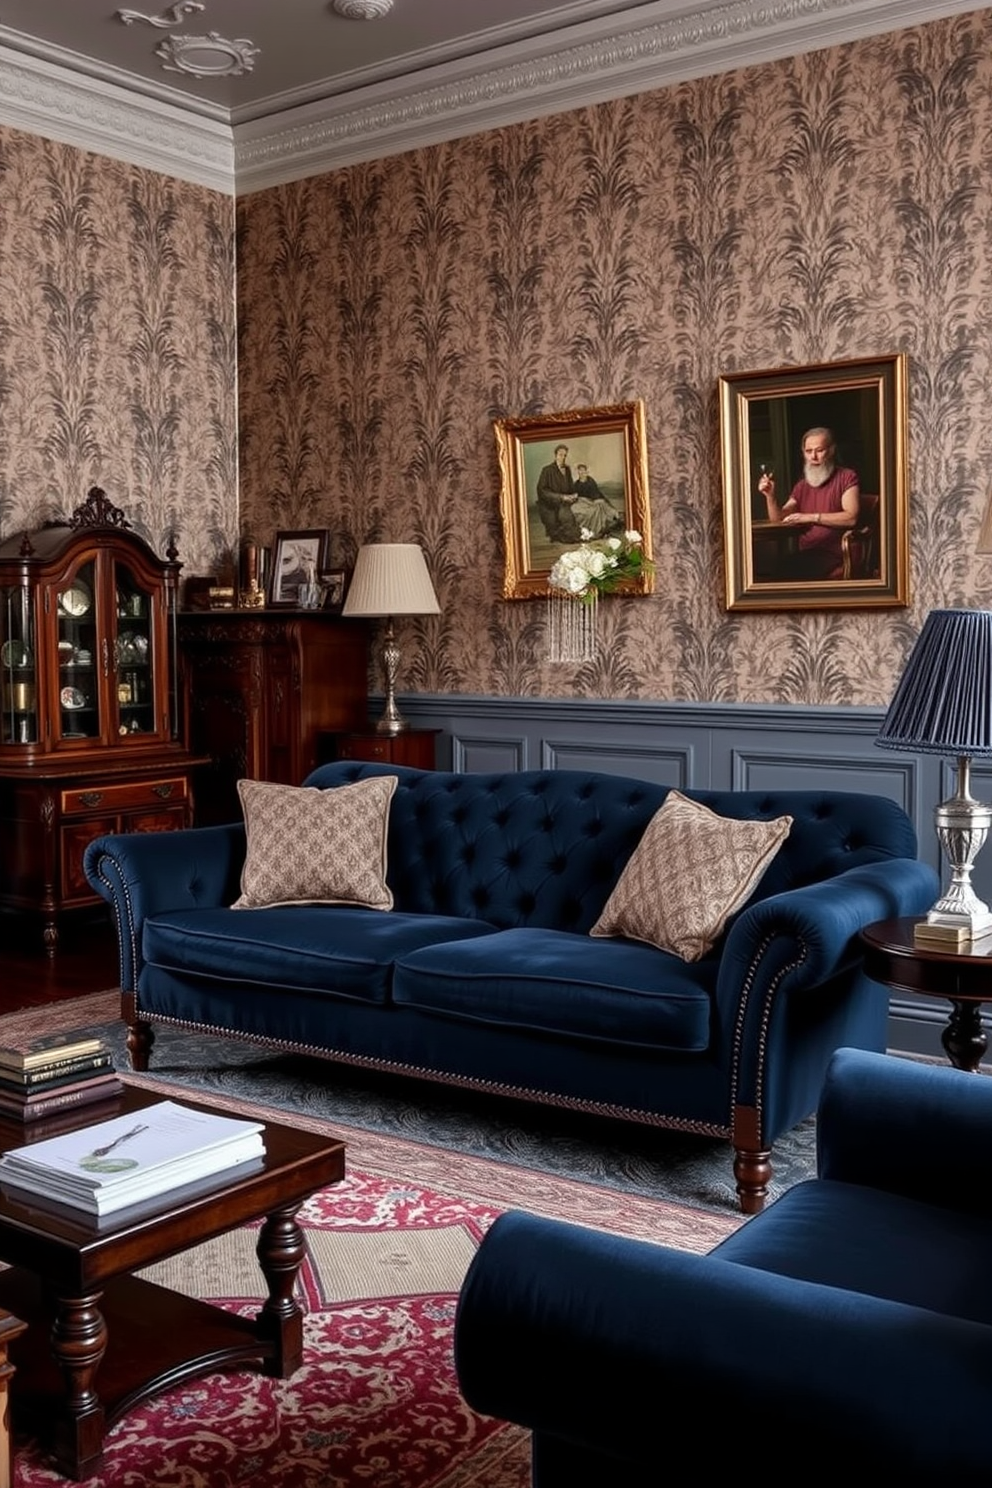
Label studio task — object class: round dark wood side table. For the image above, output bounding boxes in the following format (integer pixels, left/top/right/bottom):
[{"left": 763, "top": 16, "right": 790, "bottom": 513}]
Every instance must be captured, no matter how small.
[{"left": 861, "top": 917, "right": 992, "bottom": 1072}]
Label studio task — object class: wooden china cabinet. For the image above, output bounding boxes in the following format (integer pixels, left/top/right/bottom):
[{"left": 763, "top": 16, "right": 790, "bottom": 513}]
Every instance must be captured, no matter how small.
[{"left": 0, "top": 487, "right": 207, "bottom": 953}]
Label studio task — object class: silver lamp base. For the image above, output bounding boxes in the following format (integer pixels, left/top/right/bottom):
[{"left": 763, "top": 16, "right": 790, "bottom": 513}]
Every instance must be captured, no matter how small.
[
  {"left": 372, "top": 617, "right": 410, "bottom": 735},
  {"left": 925, "top": 755, "right": 992, "bottom": 937}
]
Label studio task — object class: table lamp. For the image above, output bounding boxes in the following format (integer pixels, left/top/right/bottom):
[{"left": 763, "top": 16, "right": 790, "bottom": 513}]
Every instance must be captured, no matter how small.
[
  {"left": 342, "top": 543, "right": 440, "bottom": 734},
  {"left": 876, "top": 607, "right": 992, "bottom": 945}
]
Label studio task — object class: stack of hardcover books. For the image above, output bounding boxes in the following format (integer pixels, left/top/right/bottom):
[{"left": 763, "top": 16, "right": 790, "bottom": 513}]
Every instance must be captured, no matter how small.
[
  {"left": 0, "top": 1034, "right": 122, "bottom": 1122},
  {"left": 0, "top": 1099, "right": 265, "bottom": 1216}
]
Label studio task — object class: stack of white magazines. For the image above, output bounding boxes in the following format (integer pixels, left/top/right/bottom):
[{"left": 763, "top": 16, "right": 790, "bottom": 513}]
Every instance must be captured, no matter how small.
[{"left": 0, "top": 1100, "right": 265, "bottom": 1216}]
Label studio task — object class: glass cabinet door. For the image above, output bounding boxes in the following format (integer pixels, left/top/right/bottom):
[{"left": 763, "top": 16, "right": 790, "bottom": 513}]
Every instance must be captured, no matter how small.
[
  {"left": 56, "top": 561, "right": 99, "bottom": 742},
  {"left": 114, "top": 562, "right": 155, "bottom": 738},
  {"left": 1, "top": 582, "right": 37, "bottom": 745}
]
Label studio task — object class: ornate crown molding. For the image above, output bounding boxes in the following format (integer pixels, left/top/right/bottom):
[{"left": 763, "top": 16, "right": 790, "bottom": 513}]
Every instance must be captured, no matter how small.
[
  {"left": 0, "top": 0, "right": 977, "bottom": 197},
  {"left": 0, "top": 44, "right": 234, "bottom": 192},
  {"left": 233, "top": 0, "right": 975, "bottom": 192}
]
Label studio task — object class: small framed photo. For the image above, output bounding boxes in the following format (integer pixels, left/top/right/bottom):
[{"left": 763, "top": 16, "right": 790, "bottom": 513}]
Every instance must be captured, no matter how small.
[
  {"left": 268, "top": 530, "right": 331, "bottom": 608},
  {"left": 494, "top": 400, "right": 653, "bottom": 600},
  {"left": 719, "top": 354, "right": 909, "bottom": 611},
  {"left": 320, "top": 568, "right": 347, "bottom": 613}
]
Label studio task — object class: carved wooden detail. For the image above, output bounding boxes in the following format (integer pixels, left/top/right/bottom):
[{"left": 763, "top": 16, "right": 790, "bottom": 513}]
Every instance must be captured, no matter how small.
[{"left": 178, "top": 609, "right": 369, "bottom": 826}]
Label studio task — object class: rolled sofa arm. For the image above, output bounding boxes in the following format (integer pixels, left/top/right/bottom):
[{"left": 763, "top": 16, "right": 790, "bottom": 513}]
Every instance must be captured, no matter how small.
[
  {"left": 455, "top": 1210, "right": 992, "bottom": 1476},
  {"left": 83, "top": 824, "right": 245, "bottom": 991},
  {"left": 818, "top": 1046, "right": 992, "bottom": 1215},
  {"left": 717, "top": 857, "right": 940, "bottom": 1019}
]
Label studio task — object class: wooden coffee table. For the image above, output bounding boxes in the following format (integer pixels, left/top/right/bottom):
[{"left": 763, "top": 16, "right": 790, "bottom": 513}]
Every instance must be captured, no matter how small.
[{"left": 0, "top": 1084, "right": 346, "bottom": 1480}]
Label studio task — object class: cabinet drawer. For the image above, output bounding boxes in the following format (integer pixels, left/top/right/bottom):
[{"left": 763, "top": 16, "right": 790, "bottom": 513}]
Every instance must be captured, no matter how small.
[
  {"left": 339, "top": 736, "right": 393, "bottom": 762},
  {"left": 336, "top": 731, "right": 438, "bottom": 768},
  {"left": 61, "top": 776, "right": 189, "bottom": 816}
]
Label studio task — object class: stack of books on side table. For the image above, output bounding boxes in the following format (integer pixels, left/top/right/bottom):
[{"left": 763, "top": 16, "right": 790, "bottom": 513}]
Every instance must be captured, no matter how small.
[
  {"left": 0, "top": 1100, "right": 265, "bottom": 1216},
  {"left": 0, "top": 1035, "right": 122, "bottom": 1122}
]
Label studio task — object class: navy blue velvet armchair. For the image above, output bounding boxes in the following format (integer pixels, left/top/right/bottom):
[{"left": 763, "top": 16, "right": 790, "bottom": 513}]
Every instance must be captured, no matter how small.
[{"left": 455, "top": 1048, "right": 992, "bottom": 1480}]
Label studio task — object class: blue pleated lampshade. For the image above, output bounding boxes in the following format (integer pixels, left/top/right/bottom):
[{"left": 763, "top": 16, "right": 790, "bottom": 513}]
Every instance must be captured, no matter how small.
[{"left": 876, "top": 608, "right": 992, "bottom": 757}]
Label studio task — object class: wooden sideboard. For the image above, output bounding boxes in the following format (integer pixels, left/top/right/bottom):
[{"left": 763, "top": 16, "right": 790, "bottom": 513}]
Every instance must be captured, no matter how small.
[
  {"left": 319, "top": 727, "right": 440, "bottom": 770},
  {"left": 0, "top": 750, "right": 204, "bottom": 951},
  {"left": 177, "top": 610, "right": 370, "bottom": 825}
]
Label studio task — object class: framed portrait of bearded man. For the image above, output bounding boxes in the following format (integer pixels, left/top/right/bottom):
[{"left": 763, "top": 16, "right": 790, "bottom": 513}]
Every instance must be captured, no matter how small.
[{"left": 719, "top": 353, "right": 909, "bottom": 611}]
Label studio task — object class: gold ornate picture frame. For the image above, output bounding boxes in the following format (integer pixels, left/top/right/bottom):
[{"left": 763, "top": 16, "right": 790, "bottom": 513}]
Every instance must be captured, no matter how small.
[
  {"left": 495, "top": 400, "right": 653, "bottom": 600},
  {"left": 719, "top": 354, "right": 909, "bottom": 611}
]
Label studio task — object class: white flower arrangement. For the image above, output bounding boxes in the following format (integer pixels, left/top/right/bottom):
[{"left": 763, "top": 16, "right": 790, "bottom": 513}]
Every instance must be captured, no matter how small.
[{"left": 548, "top": 530, "right": 652, "bottom": 604}]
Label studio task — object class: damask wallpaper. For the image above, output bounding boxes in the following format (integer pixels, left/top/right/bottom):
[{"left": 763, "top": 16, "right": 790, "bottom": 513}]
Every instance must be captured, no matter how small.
[
  {"left": 1, "top": 12, "right": 990, "bottom": 712},
  {"left": 237, "top": 8, "right": 992, "bottom": 707},
  {"left": 0, "top": 126, "right": 237, "bottom": 577}
]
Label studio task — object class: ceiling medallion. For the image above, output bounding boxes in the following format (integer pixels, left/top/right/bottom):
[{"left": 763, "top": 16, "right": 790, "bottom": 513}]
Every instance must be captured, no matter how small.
[
  {"left": 117, "top": 3, "right": 205, "bottom": 26},
  {"left": 155, "top": 32, "right": 261, "bottom": 77},
  {"left": 331, "top": 0, "right": 394, "bottom": 18}
]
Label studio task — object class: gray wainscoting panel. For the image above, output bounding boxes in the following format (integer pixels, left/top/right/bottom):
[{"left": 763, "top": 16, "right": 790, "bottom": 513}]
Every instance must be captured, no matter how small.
[
  {"left": 385, "top": 692, "right": 985, "bottom": 1062},
  {"left": 728, "top": 746, "right": 919, "bottom": 806},
  {"left": 539, "top": 738, "right": 694, "bottom": 787},
  {"left": 452, "top": 735, "right": 527, "bottom": 774}
]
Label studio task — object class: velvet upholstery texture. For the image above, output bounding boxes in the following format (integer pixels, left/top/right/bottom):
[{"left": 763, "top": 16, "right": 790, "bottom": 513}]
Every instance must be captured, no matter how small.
[
  {"left": 84, "top": 765, "right": 938, "bottom": 1210},
  {"left": 455, "top": 1049, "right": 992, "bottom": 1481}
]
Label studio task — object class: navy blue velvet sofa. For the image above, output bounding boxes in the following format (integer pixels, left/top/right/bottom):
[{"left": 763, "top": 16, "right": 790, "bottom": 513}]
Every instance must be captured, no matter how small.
[
  {"left": 455, "top": 1048, "right": 992, "bottom": 1481},
  {"left": 83, "top": 763, "right": 937, "bottom": 1212}
]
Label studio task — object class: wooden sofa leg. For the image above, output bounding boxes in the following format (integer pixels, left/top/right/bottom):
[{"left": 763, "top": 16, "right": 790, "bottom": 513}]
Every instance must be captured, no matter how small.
[
  {"left": 733, "top": 1104, "right": 771, "bottom": 1214},
  {"left": 121, "top": 992, "right": 154, "bottom": 1072},
  {"left": 733, "top": 1144, "right": 771, "bottom": 1214}
]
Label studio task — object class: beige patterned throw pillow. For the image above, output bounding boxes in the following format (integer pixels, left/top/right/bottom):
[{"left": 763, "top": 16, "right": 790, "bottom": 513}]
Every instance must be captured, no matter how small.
[
  {"left": 590, "top": 790, "right": 792, "bottom": 962},
  {"left": 232, "top": 775, "right": 397, "bottom": 910}
]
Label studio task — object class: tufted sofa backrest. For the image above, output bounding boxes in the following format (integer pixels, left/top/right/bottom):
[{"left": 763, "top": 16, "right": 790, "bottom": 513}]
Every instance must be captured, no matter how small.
[{"left": 304, "top": 764, "right": 919, "bottom": 934}]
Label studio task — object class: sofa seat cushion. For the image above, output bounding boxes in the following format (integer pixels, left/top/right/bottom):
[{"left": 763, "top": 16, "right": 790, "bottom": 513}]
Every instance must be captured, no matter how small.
[
  {"left": 143, "top": 907, "right": 499, "bottom": 1005},
  {"left": 713, "top": 1178, "right": 992, "bottom": 1325},
  {"left": 393, "top": 928, "right": 715, "bottom": 1051}
]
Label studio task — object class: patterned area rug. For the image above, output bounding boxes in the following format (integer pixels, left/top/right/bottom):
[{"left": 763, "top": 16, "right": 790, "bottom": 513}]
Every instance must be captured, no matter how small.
[
  {"left": 4, "top": 994, "right": 743, "bottom": 1487},
  {"left": 6, "top": 992, "right": 818, "bottom": 1215}
]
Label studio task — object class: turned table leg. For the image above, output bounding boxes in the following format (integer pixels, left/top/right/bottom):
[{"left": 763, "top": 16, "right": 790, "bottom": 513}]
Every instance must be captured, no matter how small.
[
  {"left": 943, "top": 999, "right": 988, "bottom": 1072},
  {"left": 255, "top": 1205, "right": 306, "bottom": 1377},
  {"left": 50, "top": 1292, "right": 109, "bottom": 1480}
]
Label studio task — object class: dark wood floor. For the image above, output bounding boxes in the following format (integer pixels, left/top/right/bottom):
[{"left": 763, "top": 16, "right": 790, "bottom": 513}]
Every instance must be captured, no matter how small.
[{"left": 2, "top": 914, "right": 119, "bottom": 1012}]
